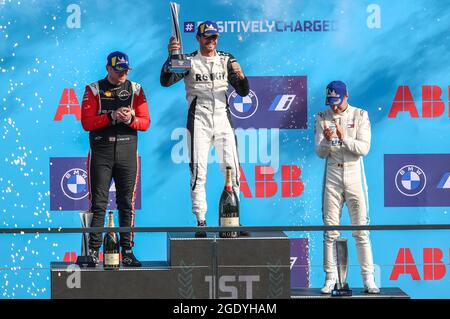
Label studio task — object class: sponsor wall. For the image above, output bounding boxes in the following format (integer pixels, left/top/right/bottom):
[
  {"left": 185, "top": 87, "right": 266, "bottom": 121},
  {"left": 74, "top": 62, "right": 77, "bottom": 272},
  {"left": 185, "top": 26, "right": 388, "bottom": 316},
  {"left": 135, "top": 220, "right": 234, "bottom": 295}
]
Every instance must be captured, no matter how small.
[{"left": 0, "top": 0, "right": 449, "bottom": 298}]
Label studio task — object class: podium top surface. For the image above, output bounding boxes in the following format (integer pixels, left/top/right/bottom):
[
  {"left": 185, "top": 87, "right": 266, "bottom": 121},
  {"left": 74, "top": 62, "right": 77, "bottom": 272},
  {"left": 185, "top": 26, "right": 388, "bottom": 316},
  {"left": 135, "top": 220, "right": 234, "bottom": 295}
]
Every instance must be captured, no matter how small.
[
  {"left": 50, "top": 261, "right": 169, "bottom": 272},
  {"left": 168, "top": 231, "right": 288, "bottom": 240}
]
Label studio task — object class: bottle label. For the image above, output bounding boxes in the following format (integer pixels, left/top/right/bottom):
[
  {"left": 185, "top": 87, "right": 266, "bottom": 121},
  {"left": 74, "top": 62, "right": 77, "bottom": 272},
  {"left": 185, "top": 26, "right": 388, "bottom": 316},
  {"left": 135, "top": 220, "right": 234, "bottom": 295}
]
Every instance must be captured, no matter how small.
[
  {"left": 220, "top": 217, "right": 239, "bottom": 227},
  {"left": 328, "top": 120, "right": 342, "bottom": 146},
  {"left": 104, "top": 253, "right": 120, "bottom": 266}
]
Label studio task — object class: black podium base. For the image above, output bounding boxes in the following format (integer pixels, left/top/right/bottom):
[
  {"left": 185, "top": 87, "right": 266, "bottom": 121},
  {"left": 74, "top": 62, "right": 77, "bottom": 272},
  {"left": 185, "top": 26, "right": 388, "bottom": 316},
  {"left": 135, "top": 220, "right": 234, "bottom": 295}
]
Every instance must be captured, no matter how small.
[
  {"left": 51, "top": 261, "right": 173, "bottom": 298},
  {"left": 51, "top": 231, "right": 291, "bottom": 299},
  {"left": 291, "top": 287, "right": 410, "bottom": 299}
]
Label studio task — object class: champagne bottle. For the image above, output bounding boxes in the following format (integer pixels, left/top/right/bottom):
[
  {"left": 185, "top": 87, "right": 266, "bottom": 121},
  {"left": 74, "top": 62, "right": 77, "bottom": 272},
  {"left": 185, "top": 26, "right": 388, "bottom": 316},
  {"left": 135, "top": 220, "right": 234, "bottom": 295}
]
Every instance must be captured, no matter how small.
[
  {"left": 103, "top": 211, "right": 120, "bottom": 270},
  {"left": 219, "top": 167, "right": 240, "bottom": 238}
]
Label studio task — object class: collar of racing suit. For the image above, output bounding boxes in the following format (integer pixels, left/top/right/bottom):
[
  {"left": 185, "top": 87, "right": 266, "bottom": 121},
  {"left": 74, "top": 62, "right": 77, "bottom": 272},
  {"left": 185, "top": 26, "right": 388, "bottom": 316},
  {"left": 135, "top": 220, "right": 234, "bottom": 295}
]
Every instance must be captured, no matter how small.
[
  {"left": 331, "top": 104, "right": 351, "bottom": 118},
  {"left": 198, "top": 50, "right": 220, "bottom": 64}
]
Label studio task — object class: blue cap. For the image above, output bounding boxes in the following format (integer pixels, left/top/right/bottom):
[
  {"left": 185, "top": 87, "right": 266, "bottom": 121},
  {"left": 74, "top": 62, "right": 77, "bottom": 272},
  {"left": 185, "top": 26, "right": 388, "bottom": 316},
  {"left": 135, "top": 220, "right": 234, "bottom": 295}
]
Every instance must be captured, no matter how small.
[
  {"left": 326, "top": 81, "right": 347, "bottom": 105},
  {"left": 107, "top": 51, "right": 132, "bottom": 72},
  {"left": 197, "top": 21, "right": 219, "bottom": 37}
]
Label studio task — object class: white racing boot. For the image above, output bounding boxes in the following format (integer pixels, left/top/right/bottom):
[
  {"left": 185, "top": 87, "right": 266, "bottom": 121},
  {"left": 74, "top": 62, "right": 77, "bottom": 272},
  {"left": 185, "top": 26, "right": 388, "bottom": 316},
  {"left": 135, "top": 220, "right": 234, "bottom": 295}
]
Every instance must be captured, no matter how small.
[
  {"left": 363, "top": 274, "right": 380, "bottom": 294},
  {"left": 320, "top": 274, "right": 336, "bottom": 294}
]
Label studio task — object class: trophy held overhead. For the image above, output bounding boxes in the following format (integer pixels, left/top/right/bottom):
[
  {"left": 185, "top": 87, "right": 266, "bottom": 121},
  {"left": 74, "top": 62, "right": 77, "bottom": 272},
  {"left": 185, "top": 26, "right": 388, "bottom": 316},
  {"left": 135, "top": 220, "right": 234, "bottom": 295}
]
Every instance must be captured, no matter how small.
[{"left": 169, "top": 2, "right": 192, "bottom": 73}]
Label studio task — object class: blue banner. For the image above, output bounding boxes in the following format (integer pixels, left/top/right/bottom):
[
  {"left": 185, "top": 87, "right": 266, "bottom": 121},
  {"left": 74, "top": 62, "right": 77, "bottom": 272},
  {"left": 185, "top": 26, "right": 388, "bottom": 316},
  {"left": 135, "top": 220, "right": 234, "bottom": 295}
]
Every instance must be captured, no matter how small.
[{"left": 384, "top": 154, "right": 450, "bottom": 207}]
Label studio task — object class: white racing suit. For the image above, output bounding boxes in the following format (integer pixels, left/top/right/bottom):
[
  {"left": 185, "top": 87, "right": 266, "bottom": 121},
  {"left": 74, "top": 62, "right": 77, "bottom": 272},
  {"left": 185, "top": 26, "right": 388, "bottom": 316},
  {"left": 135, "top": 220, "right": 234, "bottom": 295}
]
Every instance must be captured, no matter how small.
[
  {"left": 160, "top": 50, "right": 249, "bottom": 221},
  {"left": 314, "top": 104, "right": 375, "bottom": 279}
]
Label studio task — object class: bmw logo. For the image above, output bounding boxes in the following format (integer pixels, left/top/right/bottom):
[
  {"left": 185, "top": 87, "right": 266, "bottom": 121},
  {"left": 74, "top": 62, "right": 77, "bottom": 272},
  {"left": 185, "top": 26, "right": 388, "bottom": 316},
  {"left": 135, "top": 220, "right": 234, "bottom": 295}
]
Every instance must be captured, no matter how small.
[
  {"left": 228, "top": 89, "right": 258, "bottom": 119},
  {"left": 395, "top": 165, "right": 427, "bottom": 197},
  {"left": 61, "top": 168, "right": 89, "bottom": 200}
]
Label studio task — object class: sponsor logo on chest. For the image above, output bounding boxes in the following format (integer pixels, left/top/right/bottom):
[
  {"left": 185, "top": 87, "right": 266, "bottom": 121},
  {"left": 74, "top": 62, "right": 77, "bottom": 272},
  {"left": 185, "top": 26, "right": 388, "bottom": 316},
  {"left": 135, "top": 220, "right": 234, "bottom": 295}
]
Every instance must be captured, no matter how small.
[{"left": 195, "top": 72, "right": 226, "bottom": 82}]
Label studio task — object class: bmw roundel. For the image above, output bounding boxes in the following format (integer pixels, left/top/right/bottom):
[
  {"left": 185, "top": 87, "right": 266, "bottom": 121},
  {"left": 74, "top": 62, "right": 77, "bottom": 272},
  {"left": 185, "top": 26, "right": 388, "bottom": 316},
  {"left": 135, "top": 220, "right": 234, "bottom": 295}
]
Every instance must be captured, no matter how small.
[
  {"left": 228, "top": 89, "right": 258, "bottom": 119},
  {"left": 60, "top": 168, "right": 89, "bottom": 200},
  {"left": 395, "top": 165, "right": 427, "bottom": 197}
]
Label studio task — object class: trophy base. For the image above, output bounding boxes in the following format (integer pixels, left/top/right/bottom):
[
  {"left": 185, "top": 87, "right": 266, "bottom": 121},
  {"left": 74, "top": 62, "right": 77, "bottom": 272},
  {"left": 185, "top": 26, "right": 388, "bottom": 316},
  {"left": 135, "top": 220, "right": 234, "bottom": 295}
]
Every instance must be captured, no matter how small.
[
  {"left": 169, "top": 56, "right": 192, "bottom": 73},
  {"left": 332, "top": 283, "right": 353, "bottom": 297},
  {"left": 75, "top": 255, "right": 97, "bottom": 268}
]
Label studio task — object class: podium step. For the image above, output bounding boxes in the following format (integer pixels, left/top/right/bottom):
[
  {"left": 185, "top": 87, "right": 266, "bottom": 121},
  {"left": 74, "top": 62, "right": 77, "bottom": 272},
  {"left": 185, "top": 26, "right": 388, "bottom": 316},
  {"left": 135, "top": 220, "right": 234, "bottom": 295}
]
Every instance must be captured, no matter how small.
[
  {"left": 291, "top": 287, "right": 410, "bottom": 299},
  {"left": 51, "top": 261, "right": 175, "bottom": 299},
  {"left": 168, "top": 231, "right": 291, "bottom": 299},
  {"left": 168, "top": 231, "right": 290, "bottom": 265},
  {"left": 51, "top": 231, "right": 291, "bottom": 299}
]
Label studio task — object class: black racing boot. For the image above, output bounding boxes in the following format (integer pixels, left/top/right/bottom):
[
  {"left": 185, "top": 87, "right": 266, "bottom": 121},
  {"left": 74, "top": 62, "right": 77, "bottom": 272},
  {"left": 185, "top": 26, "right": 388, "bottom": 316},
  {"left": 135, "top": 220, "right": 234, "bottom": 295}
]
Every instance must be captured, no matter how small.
[
  {"left": 88, "top": 248, "right": 100, "bottom": 265},
  {"left": 239, "top": 224, "right": 251, "bottom": 237},
  {"left": 195, "top": 220, "right": 207, "bottom": 238},
  {"left": 121, "top": 248, "right": 142, "bottom": 267}
]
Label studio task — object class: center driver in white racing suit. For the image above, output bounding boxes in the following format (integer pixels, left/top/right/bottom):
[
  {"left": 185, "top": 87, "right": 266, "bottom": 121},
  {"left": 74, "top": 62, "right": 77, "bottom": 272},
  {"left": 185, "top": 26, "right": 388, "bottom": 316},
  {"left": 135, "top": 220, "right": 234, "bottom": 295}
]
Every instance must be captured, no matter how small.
[
  {"left": 160, "top": 21, "right": 250, "bottom": 238},
  {"left": 314, "top": 80, "right": 379, "bottom": 294}
]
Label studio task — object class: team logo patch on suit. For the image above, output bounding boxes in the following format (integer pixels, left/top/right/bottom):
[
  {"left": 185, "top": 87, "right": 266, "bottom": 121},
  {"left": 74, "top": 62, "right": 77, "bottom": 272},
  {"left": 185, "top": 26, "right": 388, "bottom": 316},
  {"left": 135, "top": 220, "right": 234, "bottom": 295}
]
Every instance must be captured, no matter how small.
[
  {"left": 384, "top": 154, "right": 450, "bottom": 207},
  {"left": 50, "top": 157, "right": 142, "bottom": 211},
  {"left": 117, "top": 90, "right": 131, "bottom": 101},
  {"left": 227, "top": 76, "right": 307, "bottom": 129}
]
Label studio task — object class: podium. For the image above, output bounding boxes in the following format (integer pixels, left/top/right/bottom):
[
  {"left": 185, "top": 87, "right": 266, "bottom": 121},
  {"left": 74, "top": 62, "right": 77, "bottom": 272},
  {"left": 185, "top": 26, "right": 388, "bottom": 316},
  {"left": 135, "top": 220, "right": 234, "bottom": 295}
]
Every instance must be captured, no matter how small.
[
  {"left": 51, "top": 231, "right": 291, "bottom": 299},
  {"left": 292, "top": 288, "right": 410, "bottom": 299}
]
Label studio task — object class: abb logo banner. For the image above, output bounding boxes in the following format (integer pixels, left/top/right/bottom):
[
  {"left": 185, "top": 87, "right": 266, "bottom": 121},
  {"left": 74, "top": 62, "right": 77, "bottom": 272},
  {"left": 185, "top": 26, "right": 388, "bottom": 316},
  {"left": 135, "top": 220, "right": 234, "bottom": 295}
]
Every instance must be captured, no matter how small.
[
  {"left": 388, "top": 85, "right": 450, "bottom": 118},
  {"left": 239, "top": 165, "right": 304, "bottom": 198},
  {"left": 390, "top": 248, "right": 448, "bottom": 281},
  {"left": 54, "top": 88, "right": 81, "bottom": 121}
]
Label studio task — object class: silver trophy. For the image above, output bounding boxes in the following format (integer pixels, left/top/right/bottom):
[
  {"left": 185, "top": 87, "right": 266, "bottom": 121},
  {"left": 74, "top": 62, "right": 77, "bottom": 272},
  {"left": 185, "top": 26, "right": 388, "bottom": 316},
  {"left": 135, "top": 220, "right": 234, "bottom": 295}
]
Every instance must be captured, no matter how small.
[
  {"left": 75, "top": 211, "right": 96, "bottom": 267},
  {"left": 168, "top": 2, "right": 191, "bottom": 73},
  {"left": 332, "top": 238, "right": 352, "bottom": 296}
]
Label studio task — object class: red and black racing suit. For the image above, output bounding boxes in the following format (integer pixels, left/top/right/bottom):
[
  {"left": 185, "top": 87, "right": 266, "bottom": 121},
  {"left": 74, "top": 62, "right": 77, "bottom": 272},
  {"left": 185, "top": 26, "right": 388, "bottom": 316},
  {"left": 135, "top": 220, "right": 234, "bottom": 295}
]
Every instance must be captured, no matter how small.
[{"left": 81, "top": 77, "right": 150, "bottom": 249}]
